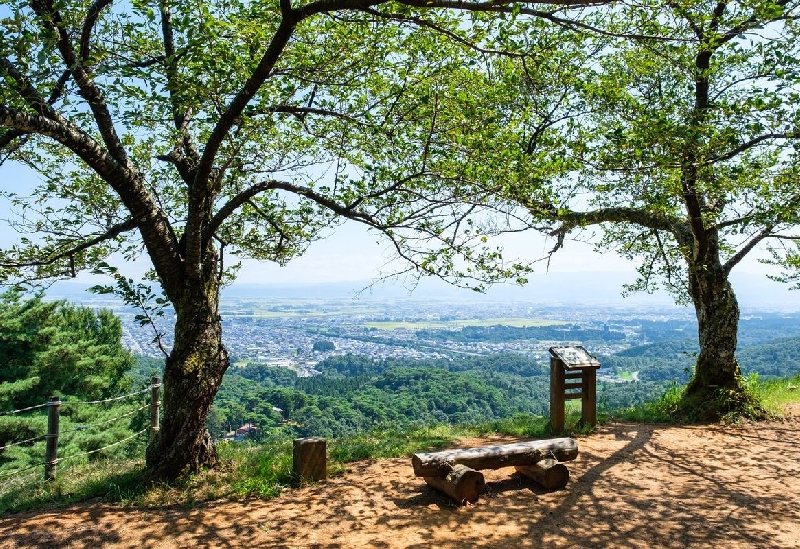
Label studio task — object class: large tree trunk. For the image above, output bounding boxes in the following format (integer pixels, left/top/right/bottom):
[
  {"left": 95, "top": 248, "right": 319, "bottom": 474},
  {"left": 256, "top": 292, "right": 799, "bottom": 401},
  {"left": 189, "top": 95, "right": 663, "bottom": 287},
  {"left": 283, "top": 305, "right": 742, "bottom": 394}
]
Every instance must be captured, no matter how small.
[
  {"left": 687, "top": 264, "right": 742, "bottom": 392},
  {"left": 682, "top": 254, "right": 755, "bottom": 420},
  {"left": 145, "top": 280, "right": 229, "bottom": 480}
]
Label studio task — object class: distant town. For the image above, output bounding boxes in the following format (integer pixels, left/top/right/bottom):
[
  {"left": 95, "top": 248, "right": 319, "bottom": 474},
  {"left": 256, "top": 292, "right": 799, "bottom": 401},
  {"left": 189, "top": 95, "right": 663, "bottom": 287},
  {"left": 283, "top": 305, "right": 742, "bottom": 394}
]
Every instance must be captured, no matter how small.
[
  {"left": 44, "top": 279, "right": 800, "bottom": 383},
  {"left": 51, "top": 285, "right": 688, "bottom": 371}
]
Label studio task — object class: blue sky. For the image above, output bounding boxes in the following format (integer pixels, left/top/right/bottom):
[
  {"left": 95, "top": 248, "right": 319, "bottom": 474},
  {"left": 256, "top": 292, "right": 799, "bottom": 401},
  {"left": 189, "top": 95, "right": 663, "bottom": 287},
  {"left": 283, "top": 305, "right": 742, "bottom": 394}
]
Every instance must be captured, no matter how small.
[{"left": 2, "top": 157, "right": 799, "bottom": 309}]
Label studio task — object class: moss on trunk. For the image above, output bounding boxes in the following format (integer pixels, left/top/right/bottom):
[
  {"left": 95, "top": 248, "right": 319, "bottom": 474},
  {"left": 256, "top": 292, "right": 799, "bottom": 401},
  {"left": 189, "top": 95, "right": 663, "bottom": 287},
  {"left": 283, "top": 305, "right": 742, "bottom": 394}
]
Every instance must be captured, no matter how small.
[
  {"left": 144, "top": 282, "right": 229, "bottom": 480},
  {"left": 681, "top": 262, "right": 764, "bottom": 421}
]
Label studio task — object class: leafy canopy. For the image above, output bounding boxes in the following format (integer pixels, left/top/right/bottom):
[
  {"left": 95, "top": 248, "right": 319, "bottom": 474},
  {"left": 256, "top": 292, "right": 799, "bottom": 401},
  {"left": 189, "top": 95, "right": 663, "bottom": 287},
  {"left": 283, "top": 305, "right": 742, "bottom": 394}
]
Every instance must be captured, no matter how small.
[
  {"left": 473, "top": 0, "right": 800, "bottom": 297},
  {"left": 0, "top": 0, "right": 554, "bottom": 292}
]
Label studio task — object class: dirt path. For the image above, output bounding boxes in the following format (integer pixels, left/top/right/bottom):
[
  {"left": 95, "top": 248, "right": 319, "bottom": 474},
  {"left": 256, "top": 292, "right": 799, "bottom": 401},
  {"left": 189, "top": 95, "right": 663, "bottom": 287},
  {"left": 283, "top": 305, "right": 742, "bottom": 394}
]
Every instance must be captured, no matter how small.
[{"left": 3, "top": 405, "right": 800, "bottom": 549}]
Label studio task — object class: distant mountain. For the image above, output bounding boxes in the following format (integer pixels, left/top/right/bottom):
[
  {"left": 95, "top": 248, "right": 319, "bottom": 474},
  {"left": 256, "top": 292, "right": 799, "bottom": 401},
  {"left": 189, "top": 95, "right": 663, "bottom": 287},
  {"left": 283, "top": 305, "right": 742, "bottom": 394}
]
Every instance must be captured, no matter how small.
[{"left": 46, "top": 269, "right": 800, "bottom": 310}]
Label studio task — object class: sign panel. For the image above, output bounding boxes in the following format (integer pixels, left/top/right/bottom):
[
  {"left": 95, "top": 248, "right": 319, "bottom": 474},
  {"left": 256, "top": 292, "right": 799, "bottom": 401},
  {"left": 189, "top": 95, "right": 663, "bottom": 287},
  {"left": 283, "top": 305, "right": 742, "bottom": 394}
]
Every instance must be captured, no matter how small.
[{"left": 549, "top": 345, "right": 601, "bottom": 369}]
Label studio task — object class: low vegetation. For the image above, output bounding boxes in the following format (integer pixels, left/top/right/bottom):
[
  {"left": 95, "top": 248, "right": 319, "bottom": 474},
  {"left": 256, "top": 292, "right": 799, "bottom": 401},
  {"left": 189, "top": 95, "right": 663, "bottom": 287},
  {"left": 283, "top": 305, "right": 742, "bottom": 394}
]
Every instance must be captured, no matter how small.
[
  {"left": 2, "top": 295, "right": 799, "bottom": 514},
  {"left": 2, "top": 372, "right": 798, "bottom": 514}
]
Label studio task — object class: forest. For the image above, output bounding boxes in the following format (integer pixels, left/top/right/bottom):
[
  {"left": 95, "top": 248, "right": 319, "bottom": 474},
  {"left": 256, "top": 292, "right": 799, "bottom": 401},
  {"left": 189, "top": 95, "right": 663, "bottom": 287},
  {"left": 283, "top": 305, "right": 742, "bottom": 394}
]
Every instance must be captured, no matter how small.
[
  {"left": 3, "top": 288, "right": 800, "bottom": 477},
  {"left": 0, "top": 294, "right": 148, "bottom": 479},
  {"left": 203, "top": 330, "right": 800, "bottom": 440}
]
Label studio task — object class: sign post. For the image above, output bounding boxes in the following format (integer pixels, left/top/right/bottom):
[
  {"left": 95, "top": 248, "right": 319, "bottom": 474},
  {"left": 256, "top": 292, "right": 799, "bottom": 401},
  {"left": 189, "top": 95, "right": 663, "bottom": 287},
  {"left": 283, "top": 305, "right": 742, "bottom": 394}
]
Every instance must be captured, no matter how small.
[{"left": 549, "top": 346, "right": 601, "bottom": 432}]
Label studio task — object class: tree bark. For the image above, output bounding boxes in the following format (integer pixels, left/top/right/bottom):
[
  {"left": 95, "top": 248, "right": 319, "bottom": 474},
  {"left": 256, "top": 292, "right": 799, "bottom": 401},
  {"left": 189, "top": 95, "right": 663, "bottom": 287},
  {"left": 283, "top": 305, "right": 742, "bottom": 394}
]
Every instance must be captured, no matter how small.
[
  {"left": 687, "top": 266, "right": 742, "bottom": 391},
  {"left": 144, "top": 276, "right": 229, "bottom": 480},
  {"left": 681, "top": 240, "right": 754, "bottom": 419}
]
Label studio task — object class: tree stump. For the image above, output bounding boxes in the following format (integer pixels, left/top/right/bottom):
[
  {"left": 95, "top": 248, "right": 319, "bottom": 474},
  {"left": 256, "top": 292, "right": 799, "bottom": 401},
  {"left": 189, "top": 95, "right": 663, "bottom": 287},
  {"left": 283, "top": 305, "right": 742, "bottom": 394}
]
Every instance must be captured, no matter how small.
[
  {"left": 424, "top": 464, "right": 485, "bottom": 503},
  {"left": 293, "top": 437, "right": 326, "bottom": 482},
  {"left": 515, "top": 458, "right": 570, "bottom": 490}
]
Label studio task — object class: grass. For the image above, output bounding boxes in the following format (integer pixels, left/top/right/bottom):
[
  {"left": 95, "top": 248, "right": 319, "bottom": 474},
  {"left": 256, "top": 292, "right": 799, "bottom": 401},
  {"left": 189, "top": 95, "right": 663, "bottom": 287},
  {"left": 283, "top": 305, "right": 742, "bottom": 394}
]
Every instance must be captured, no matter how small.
[
  {"left": 613, "top": 372, "right": 800, "bottom": 424},
  {"left": 613, "top": 383, "right": 685, "bottom": 423},
  {"left": 616, "top": 371, "right": 635, "bottom": 381},
  {"left": 0, "top": 458, "right": 146, "bottom": 514},
  {"left": 2, "top": 374, "right": 798, "bottom": 514},
  {"left": 753, "top": 372, "right": 800, "bottom": 415},
  {"left": 0, "top": 413, "right": 584, "bottom": 513}
]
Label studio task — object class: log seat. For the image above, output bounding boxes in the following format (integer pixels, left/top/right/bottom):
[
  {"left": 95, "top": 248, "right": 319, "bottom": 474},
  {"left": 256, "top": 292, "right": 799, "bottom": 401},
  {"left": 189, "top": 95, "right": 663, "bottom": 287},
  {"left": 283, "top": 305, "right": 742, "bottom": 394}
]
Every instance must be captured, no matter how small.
[{"left": 412, "top": 437, "right": 577, "bottom": 503}]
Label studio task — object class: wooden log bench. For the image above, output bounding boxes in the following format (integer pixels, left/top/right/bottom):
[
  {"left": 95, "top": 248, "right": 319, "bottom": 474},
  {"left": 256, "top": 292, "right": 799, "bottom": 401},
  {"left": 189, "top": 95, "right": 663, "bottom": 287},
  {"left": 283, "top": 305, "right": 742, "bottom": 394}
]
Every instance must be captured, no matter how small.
[{"left": 411, "top": 437, "right": 577, "bottom": 503}]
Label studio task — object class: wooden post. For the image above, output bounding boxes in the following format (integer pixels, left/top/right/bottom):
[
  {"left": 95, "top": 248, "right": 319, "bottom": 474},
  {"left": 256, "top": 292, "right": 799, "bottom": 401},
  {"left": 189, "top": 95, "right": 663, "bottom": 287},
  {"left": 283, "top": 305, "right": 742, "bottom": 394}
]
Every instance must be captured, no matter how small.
[
  {"left": 150, "top": 376, "right": 160, "bottom": 435},
  {"left": 44, "top": 396, "right": 60, "bottom": 481},
  {"left": 293, "top": 437, "right": 326, "bottom": 482},
  {"left": 550, "top": 356, "right": 566, "bottom": 433},
  {"left": 581, "top": 367, "right": 598, "bottom": 427},
  {"left": 424, "top": 465, "right": 485, "bottom": 503},
  {"left": 515, "top": 458, "right": 570, "bottom": 490}
]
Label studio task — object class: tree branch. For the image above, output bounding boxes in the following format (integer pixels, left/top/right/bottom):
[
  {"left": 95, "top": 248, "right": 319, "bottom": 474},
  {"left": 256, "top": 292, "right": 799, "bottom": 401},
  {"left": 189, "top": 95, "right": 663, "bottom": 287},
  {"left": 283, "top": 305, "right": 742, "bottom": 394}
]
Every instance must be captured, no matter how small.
[
  {"left": 0, "top": 218, "right": 137, "bottom": 270},
  {"left": 194, "top": 2, "right": 303, "bottom": 188},
  {"left": 723, "top": 224, "right": 774, "bottom": 275},
  {"left": 188, "top": 0, "right": 308, "bottom": 275},
  {"left": 246, "top": 105, "right": 363, "bottom": 125},
  {"left": 706, "top": 132, "right": 799, "bottom": 164},
  {"left": 29, "top": 0, "right": 129, "bottom": 165},
  {"left": 160, "top": 2, "right": 192, "bottom": 141},
  {"left": 0, "top": 105, "right": 119, "bottom": 177},
  {"left": 654, "top": 229, "right": 679, "bottom": 289},
  {"left": 665, "top": 0, "right": 705, "bottom": 41},
  {"left": 79, "top": 0, "right": 113, "bottom": 65},
  {"left": 0, "top": 129, "right": 29, "bottom": 165},
  {"left": 205, "top": 180, "right": 282, "bottom": 239},
  {"left": 245, "top": 199, "right": 293, "bottom": 258},
  {"left": 715, "top": 0, "right": 793, "bottom": 48},
  {"left": 0, "top": 56, "right": 60, "bottom": 120},
  {"left": 523, "top": 201, "right": 680, "bottom": 234},
  {"left": 715, "top": 214, "right": 755, "bottom": 231},
  {"left": 360, "top": 7, "right": 527, "bottom": 58},
  {"left": 205, "top": 177, "right": 393, "bottom": 243},
  {"left": 393, "top": 0, "right": 683, "bottom": 42},
  {"left": 47, "top": 70, "right": 72, "bottom": 106},
  {"left": 0, "top": 105, "right": 184, "bottom": 294}
]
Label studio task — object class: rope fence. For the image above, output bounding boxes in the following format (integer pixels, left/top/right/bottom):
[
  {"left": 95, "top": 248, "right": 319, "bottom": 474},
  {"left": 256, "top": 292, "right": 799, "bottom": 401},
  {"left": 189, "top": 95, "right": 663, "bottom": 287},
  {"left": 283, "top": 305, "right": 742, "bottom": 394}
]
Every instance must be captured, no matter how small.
[
  {"left": 0, "top": 377, "right": 161, "bottom": 483},
  {"left": 0, "top": 402, "right": 50, "bottom": 416},
  {"left": 65, "top": 404, "right": 149, "bottom": 434},
  {"left": 61, "top": 386, "right": 155, "bottom": 407},
  {"left": 0, "top": 433, "right": 48, "bottom": 452},
  {"left": 58, "top": 428, "right": 150, "bottom": 465}
]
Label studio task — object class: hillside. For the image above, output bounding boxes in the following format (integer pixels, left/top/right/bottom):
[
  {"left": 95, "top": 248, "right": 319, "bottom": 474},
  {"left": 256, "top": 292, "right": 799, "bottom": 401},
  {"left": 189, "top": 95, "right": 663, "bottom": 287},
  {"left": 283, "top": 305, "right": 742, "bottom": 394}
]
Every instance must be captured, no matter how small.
[{"left": 2, "top": 403, "right": 799, "bottom": 549}]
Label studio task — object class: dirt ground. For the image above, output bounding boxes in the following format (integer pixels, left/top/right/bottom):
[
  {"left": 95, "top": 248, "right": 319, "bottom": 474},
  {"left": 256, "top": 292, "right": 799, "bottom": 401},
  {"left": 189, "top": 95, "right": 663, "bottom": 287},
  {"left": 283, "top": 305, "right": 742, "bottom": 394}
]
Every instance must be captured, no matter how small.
[{"left": 2, "top": 404, "right": 800, "bottom": 549}]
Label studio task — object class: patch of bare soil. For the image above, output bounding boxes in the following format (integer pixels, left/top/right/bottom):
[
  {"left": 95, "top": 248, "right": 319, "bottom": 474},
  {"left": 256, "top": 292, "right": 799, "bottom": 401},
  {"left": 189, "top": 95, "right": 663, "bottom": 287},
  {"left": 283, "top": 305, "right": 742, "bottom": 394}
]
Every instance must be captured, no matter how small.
[{"left": 3, "top": 404, "right": 800, "bottom": 549}]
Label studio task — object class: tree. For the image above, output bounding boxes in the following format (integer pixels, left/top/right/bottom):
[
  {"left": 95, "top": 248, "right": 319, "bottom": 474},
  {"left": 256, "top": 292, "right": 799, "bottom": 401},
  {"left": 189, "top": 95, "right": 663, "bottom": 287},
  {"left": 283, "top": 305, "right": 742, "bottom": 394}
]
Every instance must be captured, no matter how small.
[
  {"left": 0, "top": 0, "right": 594, "bottom": 478},
  {"left": 312, "top": 340, "right": 335, "bottom": 352},
  {"left": 0, "top": 292, "right": 134, "bottom": 409},
  {"left": 477, "top": 0, "right": 800, "bottom": 418}
]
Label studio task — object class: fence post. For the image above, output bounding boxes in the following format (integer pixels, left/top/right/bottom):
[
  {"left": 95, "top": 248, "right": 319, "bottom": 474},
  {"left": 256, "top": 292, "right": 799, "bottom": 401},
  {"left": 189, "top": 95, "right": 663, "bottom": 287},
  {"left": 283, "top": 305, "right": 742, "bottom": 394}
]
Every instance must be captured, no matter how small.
[
  {"left": 150, "top": 377, "right": 160, "bottom": 435},
  {"left": 44, "top": 396, "right": 60, "bottom": 481}
]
